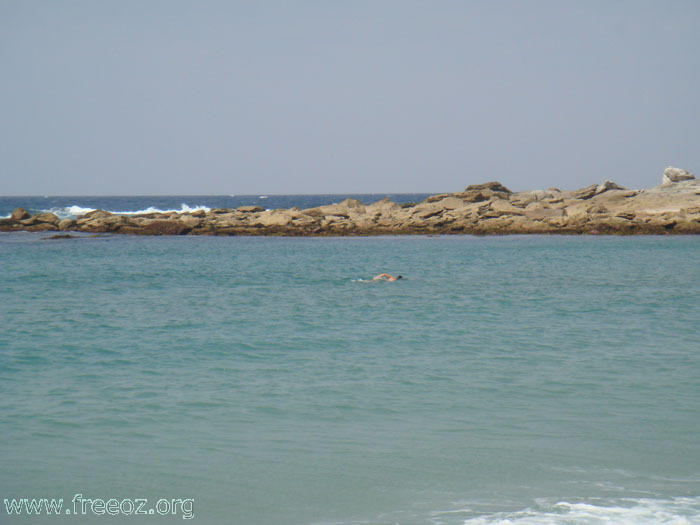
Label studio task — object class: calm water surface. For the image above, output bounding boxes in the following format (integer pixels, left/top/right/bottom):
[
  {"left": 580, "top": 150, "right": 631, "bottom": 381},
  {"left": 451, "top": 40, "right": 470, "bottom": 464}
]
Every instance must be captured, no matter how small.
[{"left": 1, "top": 233, "right": 699, "bottom": 524}]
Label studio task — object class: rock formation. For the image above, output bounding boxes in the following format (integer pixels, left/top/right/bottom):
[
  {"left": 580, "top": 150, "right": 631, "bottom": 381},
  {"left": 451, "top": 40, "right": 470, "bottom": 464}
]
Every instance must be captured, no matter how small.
[
  {"left": 662, "top": 166, "right": 695, "bottom": 184},
  {"left": 3, "top": 170, "right": 700, "bottom": 236}
]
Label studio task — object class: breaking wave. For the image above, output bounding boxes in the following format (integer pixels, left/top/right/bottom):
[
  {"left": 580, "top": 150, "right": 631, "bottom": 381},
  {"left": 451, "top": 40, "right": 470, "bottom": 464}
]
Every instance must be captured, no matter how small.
[
  {"left": 40, "top": 204, "right": 212, "bottom": 219},
  {"left": 455, "top": 497, "right": 700, "bottom": 524}
]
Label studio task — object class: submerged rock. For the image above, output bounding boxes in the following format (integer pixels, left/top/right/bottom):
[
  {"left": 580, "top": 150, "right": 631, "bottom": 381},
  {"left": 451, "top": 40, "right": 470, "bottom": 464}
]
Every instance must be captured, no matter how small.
[{"left": 43, "top": 234, "right": 79, "bottom": 240}]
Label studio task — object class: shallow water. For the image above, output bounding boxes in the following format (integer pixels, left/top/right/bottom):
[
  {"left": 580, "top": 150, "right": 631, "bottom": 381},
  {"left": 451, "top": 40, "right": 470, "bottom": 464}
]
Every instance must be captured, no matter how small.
[{"left": 1, "top": 233, "right": 698, "bottom": 524}]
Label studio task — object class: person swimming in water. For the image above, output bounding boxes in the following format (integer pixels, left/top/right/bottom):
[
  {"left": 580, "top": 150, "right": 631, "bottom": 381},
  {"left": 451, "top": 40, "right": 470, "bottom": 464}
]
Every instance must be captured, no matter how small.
[{"left": 373, "top": 273, "right": 403, "bottom": 281}]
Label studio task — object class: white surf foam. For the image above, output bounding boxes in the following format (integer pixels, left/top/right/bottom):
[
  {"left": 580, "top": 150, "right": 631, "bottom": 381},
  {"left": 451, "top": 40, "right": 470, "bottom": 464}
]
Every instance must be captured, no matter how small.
[
  {"left": 67, "top": 205, "right": 97, "bottom": 216},
  {"left": 111, "top": 204, "right": 211, "bottom": 215},
  {"left": 29, "top": 206, "right": 97, "bottom": 219},
  {"left": 39, "top": 204, "right": 211, "bottom": 219},
  {"left": 459, "top": 497, "right": 700, "bottom": 524}
]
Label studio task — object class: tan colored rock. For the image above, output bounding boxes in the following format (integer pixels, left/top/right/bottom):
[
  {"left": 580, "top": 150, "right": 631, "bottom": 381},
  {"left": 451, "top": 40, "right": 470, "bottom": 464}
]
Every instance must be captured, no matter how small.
[
  {"left": 309, "top": 198, "right": 367, "bottom": 218},
  {"left": 410, "top": 202, "right": 445, "bottom": 219},
  {"left": 662, "top": 166, "right": 694, "bottom": 184},
  {"left": 80, "top": 209, "right": 113, "bottom": 220},
  {"left": 26, "top": 223, "right": 57, "bottom": 232},
  {"left": 453, "top": 181, "right": 512, "bottom": 203},
  {"left": 58, "top": 218, "right": 77, "bottom": 230},
  {"left": 595, "top": 180, "right": 627, "bottom": 195},
  {"left": 366, "top": 197, "right": 400, "bottom": 215},
  {"left": 253, "top": 210, "right": 296, "bottom": 227},
  {"left": 140, "top": 219, "right": 191, "bottom": 235},
  {"left": 523, "top": 205, "right": 563, "bottom": 221},
  {"left": 489, "top": 200, "right": 525, "bottom": 216},
  {"left": 453, "top": 190, "right": 489, "bottom": 203},
  {"left": 436, "top": 196, "right": 467, "bottom": 210},
  {"left": 562, "top": 205, "right": 590, "bottom": 225},
  {"left": 515, "top": 189, "right": 561, "bottom": 203},
  {"left": 77, "top": 214, "right": 129, "bottom": 232},
  {"left": 214, "top": 219, "right": 244, "bottom": 228},
  {"left": 291, "top": 215, "right": 321, "bottom": 227},
  {"left": 11, "top": 208, "right": 31, "bottom": 221},
  {"left": 572, "top": 184, "right": 599, "bottom": 200},
  {"left": 180, "top": 216, "right": 202, "bottom": 229},
  {"left": 338, "top": 198, "right": 365, "bottom": 209},
  {"left": 464, "top": 181, "right": 512, "bottom": 194},
  {"left": 588, "top": 204, "right": 610, "bottom": 215},
  {"left": 34, "top": 213, "right": 60, "bottom": 225},
  {"left": 5, "top": 177, "right": 700, "bottom": 235},
  {"left": 424, "top": 193, "right": 450, "bottom": 203}
]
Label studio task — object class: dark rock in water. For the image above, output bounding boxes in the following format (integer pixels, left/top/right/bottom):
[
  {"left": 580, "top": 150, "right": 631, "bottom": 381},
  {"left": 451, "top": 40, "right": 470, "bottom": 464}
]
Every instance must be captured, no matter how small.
[
  {"left": 11, "top": 208, "right": 31, "bottom": 221},
  {"left": 43, "top": 234, "right": 79, "bottom": 240}
]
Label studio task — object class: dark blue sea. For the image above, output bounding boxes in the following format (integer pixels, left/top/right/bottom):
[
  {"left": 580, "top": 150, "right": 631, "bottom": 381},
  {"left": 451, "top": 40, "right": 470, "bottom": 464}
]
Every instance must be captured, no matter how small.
[{"left": 1, "top": 196, "right": 699, "bottom": 524}]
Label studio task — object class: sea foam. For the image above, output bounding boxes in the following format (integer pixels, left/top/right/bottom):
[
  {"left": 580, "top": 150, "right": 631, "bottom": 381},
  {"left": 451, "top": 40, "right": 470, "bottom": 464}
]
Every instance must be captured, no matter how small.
[
  {"left": 459, "top": 497, "right": 700, "bottom": 524},
  {"left": 112, "top": 204, "right": 211, "bottom": 215},
  {"left": 42, "top": 204, "right": 211, "bottom": 219}
]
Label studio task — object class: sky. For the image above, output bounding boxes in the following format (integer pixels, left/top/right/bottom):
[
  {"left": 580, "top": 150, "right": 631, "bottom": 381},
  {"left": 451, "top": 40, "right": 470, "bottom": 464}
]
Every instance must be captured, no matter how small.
[{"left": 1, "top": 0, "right": 699, "bottom": 196}]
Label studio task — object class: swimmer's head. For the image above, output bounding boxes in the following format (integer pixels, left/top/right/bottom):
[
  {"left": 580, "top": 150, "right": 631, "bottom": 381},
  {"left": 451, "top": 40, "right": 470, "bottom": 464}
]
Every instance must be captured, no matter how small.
[{"left": 397, "top": 275, "right": 403, "bottom": 280}]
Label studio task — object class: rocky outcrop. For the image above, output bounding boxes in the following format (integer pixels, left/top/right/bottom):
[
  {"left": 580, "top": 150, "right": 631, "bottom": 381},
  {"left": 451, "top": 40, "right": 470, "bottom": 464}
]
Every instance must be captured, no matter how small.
[
  {"left": 596, "top": 180, "right": 627, "bottom": 195},
  {"left": 662, "top": 166, "right": 695, "bottom": 184},
  {"left": 11, "top": 208, "right": 31, "bottom": 221},
  {"left": 3, "top": 170, "right": 700, "bottom": 236}
]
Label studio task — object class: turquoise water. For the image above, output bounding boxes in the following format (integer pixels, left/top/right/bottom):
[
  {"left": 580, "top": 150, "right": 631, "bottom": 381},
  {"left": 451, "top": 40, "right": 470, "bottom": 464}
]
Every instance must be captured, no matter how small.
[{"left": 1, "top": 233, "right": 699, "bottom": 524}]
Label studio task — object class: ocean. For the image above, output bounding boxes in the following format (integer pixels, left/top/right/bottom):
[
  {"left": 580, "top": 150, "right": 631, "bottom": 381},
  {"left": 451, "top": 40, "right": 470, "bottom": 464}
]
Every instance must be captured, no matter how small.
[{"left": 1, "top": 196, "right": 699, "bottom": 524}]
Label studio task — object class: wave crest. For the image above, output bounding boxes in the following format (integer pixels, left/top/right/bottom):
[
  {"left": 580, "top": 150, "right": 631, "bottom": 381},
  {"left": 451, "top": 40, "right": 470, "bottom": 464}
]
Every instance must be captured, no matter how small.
[
  {"left": 459, "top": 497, "right": 700, "bottom": 524},
  {"left": 41, "top": 204, "right": 211, "bottom": 219}
]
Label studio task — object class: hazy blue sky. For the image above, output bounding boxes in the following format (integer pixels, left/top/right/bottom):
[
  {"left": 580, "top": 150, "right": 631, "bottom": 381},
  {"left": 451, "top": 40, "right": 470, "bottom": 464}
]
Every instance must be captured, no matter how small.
[{"left": 2, "top": 1, "right": 699, "bottom": 195}]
